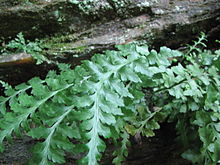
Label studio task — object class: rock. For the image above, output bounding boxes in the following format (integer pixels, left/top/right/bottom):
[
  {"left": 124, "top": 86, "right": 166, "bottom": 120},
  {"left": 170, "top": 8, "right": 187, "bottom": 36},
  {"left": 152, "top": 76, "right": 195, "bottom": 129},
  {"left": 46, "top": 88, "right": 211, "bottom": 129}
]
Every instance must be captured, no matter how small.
[
  {"left": 40, "top": 0, "right": 220, "bottom": 64},
  {"left": 0, "top": 53, "right": 34, "bottom": 67},
  {"left": 0, "top": 0, "right": 219, "bottom": 84},
  {"left": 0, "top": 0, "right": 219, "bottom": 43}
]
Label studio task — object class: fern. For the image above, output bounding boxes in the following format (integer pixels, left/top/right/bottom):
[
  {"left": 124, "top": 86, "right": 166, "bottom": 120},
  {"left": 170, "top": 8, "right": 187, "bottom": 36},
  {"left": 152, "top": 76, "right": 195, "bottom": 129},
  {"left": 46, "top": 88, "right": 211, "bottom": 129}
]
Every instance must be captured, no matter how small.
[
  {"left": 112, "top": 130, "right": 130, "bottom": 165},
  {"left": 0, "top": 35, "right": 220, "bottom": 165},
  {"left": 1, "top": 32, "right": 48, "bottom": 64}
]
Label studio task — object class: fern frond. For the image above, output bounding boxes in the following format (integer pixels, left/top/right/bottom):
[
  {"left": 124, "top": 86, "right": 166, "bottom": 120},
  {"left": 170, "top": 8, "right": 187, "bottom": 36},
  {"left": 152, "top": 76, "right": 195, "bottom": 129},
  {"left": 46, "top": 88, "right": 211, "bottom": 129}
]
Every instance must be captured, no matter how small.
[
  {"left": 0, "top": 81, "right": 33, "bottom": 114},
  {"left": 77, "top": 44, "right": 184, "bottom": 164},
  {"left": 0, "top": 81, "right": 74, "bottom": 152},
  {"left": 30, "top": 105, "right": 75, "bottom": 165},
  {"left": 112, "top": 131, "right": 130, "bottom": 165},
  {"left": 77, "top": 45, "right": 151, "bottom": 164}
]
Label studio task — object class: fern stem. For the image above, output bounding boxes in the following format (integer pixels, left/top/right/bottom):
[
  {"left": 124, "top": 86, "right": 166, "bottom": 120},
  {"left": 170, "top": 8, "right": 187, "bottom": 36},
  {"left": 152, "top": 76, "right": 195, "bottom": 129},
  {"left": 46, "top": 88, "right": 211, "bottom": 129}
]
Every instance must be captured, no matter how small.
[
  {"left": 154, "top": 78, "right": 186, "bottom": 94},
  {"left": 136, "top": 108, "right": 162, "bottom": 134}
]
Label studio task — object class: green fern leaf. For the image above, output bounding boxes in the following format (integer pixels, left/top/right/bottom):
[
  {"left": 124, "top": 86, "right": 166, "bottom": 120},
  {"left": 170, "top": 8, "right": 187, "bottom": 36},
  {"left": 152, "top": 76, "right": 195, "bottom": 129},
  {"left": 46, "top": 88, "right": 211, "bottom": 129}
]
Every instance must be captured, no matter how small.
[
  {"left": 34, "top": 106, "right": 74, "bottom": 165},
  {"left": 112, "top": 131, "right": 130, "bottom": 165}
]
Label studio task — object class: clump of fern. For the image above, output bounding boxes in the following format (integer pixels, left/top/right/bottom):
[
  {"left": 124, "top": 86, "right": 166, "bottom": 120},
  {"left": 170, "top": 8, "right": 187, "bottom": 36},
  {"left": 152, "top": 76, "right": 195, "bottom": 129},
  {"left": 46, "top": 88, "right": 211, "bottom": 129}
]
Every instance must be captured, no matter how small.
[
  {"left": 0, "top": 33, "right": 220, "bottom": 165},
  {"left": 1, "top": 32, "right": 47, "bottom": 64}
]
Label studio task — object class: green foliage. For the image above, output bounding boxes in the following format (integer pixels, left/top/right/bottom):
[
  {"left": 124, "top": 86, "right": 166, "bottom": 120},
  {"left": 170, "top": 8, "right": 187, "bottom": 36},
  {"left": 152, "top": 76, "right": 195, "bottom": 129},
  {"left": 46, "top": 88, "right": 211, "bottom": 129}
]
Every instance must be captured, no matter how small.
[
  {"left": 1, "top": 32, "right": 47, "bottom": 64},
  {"left": 0, "top": 33, "right": 220, "bottom": 165}
]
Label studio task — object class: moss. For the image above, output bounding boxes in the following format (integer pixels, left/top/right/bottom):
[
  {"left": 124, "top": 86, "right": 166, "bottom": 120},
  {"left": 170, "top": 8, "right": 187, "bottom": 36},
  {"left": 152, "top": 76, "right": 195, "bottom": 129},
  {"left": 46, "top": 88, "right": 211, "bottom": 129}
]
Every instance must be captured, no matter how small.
[
  {"left": 43, "top": 34, "right": 77, "bottom": 45},
  {"left": 73, "top": 45, "right": 88, "bottom": 53},
  {"left": 40, "top": 34, "right": 91, "bottom": 58}
]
